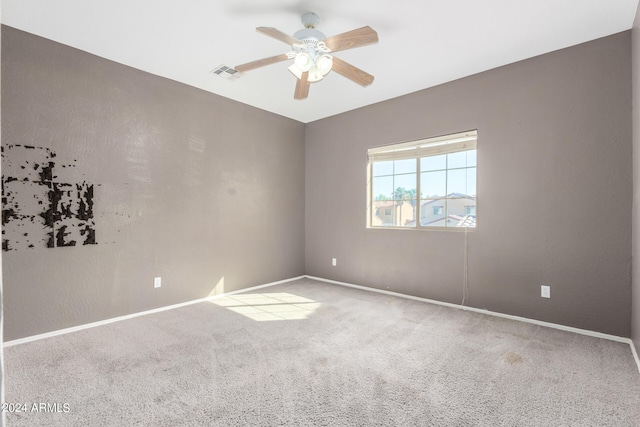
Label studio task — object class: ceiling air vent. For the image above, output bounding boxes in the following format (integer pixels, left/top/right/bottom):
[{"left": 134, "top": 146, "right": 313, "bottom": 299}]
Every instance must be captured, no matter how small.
[{"left": 211, "top": 65, "right": 241, "bottom": 80}]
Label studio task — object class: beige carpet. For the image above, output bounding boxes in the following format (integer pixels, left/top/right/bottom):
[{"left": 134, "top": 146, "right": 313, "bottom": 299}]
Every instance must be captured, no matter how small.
[{"left": 4, "top": 278, "right": 640, "bottom": 426}]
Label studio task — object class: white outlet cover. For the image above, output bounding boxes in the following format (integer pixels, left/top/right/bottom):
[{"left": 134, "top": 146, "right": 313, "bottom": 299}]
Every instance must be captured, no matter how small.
[
  {"left": 332, "top": 258, "right": 337, "bottom": 267},
  {"left": 154, "top": 277, "right": 162, "bottom": 288},
  {"left": 541, "top": 285, "right": 550, "bottom": 298}
]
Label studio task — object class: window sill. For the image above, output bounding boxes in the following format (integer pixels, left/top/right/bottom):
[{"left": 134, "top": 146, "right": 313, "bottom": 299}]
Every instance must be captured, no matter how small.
[{"left": 367, "top": 226, "right": 477, "bottom": 232}]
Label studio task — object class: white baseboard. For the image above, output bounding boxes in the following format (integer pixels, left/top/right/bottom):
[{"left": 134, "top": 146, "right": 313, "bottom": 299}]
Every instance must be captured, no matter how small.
[
  {"left": 3, "top": 275, "right": 306, "bottom": 348},
  {"left": 6, "top": 273, "right": 640, "bottom": 375},
  {"left": 631, "top": 339, "right": 640, "bottom": 375},
  {"left": 304, "top": 275, "right": 640, "bottom": 374}
]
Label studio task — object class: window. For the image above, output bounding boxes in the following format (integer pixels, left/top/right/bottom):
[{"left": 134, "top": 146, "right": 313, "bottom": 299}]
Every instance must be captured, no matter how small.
[{"left": 368, "top": 130, "right": 477, "bottom": 229}]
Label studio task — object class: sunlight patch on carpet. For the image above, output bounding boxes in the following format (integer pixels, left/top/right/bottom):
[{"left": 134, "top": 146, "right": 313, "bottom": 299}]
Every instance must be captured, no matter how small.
[{"left": 210, "top": 292, "right": 321, "bottom": 321}]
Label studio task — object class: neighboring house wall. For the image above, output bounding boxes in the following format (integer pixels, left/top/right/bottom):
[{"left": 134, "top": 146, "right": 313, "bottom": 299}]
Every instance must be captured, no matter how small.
[
  {"left": 306, "top": 31, "right": 632, "bottom": 336},
  {"left": 420, "top": 196, "right": 476, "bottom": 226},
  {"left": 372, "top": 200, "right": 414, "bottom": 226},
  {"left": 632, "top": 4, "right": 640, "bottom": 358},
  {"left": 1, "top": 26, "right": 306, "bottom": 340}
]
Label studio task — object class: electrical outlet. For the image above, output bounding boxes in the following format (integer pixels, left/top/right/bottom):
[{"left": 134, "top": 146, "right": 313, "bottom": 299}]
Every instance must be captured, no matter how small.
[
  {"left": 154, "top": 277, "right": 162, "bottom": 288},
  {"left": 541, "top": 285, "right": 550, "bottom": 298},
  {"left": 332, "top": 258, "right": 337, "bottom": 267}
]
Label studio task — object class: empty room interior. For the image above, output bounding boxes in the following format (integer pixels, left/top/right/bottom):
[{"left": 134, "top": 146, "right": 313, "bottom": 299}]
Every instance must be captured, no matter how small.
[{"left": 2, "top": 0, "right": 640, "bottom": 425}]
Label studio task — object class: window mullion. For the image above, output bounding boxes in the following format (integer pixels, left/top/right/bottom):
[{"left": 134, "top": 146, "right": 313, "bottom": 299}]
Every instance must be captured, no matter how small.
[
  {"left": 369, "top": 163, "right": 373, "bottom": 227},
  {"left": 416, "top": 157, "right": 421, "bottom": 229},
  {"left": 444, "top": 154, "right": 449, "bottom": 228}
]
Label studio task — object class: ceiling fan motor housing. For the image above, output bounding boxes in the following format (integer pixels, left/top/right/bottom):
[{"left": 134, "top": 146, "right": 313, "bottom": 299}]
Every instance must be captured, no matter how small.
[{"left": 292, "top": 28, "right": 328, "bottom": 49}]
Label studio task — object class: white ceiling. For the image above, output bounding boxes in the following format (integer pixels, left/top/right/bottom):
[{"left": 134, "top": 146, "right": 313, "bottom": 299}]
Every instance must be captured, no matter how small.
[{"left": 2, "top": 0, "right": 639, "bottom": 123}]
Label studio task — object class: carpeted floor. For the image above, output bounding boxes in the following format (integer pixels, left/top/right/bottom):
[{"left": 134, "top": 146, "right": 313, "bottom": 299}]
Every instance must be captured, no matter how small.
[{"left": 4, "top": 278, "right": 640, "bottom": 426}]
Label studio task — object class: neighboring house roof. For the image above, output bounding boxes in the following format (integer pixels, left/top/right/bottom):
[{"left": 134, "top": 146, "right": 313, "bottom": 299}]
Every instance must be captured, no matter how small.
[
  {"left": 373, "top": 200, "right": 397, "bottom": 208},
  {"left": 375, "top": 194, "right": 475, "bottom": 208},
  {"left": 421, "top": 193, "right": 476, "bottom": 206},
  {"left": 373, "top": 200, "right": 413, "bottom": 208},
  {"left": 452, "top": 214, "right": 477, "bottom": 228}
]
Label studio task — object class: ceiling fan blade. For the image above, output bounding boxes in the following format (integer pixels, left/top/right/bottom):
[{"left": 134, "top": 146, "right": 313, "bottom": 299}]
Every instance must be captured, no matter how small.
[
  {"left": 331, "top": 57, "right": 374, "bottom": 86},
  {"left": 323, "top": 26, "right": 378, "bottom": 53},
  {"left": 257, "top": 27, "right": 301, "bottom": 46},
  {"left": 294, "top": 72, "right": 310, "bottom": 100},
  {"left": 235, "top": 53, "right": 291, "bottom": 73}
]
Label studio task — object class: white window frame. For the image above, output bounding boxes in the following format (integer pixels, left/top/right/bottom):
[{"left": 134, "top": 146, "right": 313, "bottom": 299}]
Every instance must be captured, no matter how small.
[{"left": 367, "top": 130, "right": 477, "bottom": 230}]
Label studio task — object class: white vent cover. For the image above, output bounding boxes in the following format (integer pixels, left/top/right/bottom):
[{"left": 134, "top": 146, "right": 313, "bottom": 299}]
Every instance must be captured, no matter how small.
[{"left": 211, "top": 65, "right": 241, "bottom": 80}]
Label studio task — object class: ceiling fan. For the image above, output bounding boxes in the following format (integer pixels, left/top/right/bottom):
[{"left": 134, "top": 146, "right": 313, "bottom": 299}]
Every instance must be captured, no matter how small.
[{"left": 234, "top": 12, "right": 378, "bottom": 100}]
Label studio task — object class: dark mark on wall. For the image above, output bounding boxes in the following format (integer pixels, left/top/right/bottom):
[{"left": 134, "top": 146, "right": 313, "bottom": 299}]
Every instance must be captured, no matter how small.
[
  {"left": 76, "top": 183, "right": 94, "bottom": 221},
  {"left": 2, "top": 208, "right": 17, "bottom": 224},
  {"left": 1, "top": 145, "right": 98, "bottom": 251},
  {"left": 39, "top": 161, "right": 55, "bottom": 182},
  {"left": 55, "top": 226, "right": 76, "bottom": 247},
  {"left": 45, "top": 233, "right": 54, "bottom": 249},
  {"left": 80, "top": 225, "right": 96, "bottom": 245}
]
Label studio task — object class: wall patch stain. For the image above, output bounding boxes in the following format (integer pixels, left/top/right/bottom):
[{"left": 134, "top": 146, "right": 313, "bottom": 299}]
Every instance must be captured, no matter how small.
[
  {"left": 1, "top": 145, "right": 98, "bottom": 251},
  {"left": 55, "top": 225, "right": 76, "bottom": 247}
]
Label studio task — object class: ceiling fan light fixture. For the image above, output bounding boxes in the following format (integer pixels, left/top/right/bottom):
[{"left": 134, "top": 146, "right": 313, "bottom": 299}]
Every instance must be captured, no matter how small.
[
  {"left": 307, "top": 68, "right": 324, "bottom": 83},
  {"left": 315, "top": 54, "right": 333, "bottom": 75},
  {"left": 288, "top": 63, "right": 303, "bottom": 80},
  {"left": 290, "top": 51, "right": 332, "bottom": 82},
  {"left": 294, "top": 52, "right": 313, "bottom": 72}
]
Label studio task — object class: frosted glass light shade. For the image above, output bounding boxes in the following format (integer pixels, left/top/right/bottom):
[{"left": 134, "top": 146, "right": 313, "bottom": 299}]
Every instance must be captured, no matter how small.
[
  {"left": 316, "top": 54, "right": 333, "bottom": 75},
  {"left": 294, "top": 52, "right": 313, "bottom": 72}
]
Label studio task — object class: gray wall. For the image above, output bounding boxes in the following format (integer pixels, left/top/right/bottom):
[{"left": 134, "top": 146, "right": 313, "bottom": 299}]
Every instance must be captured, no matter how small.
[
  {"left": 633, "top": 5, "right": 640, "bottom": 356},
  {"left": 306, "top": 32, "right": 632, "bottom": 337},
  {"left": 1, "top": 26, "right": 306, "bottom": 341},
  {"left": 2, "top": 24, "right": 635, "bottom": 341}
]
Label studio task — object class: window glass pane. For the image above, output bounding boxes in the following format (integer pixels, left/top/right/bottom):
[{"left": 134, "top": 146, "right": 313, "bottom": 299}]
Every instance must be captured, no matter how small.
[
  {"left": 371, "top": 200, "right": 416, "bottom": 227},
  {"left": 421, "top": 171, "right": 446, "bottom": 198},
  {"left": 421, "top": 154, "right": 446, "bottom": 172},
  {"left": 467, "top": 149, "right": 477, "bottom": 167},
  {"left": 393, "top": 173, "right": 417, "bottom": 200},
  {"left": 394, "top": 158, "right": 416, "bottom": 174},
  {"left": 447, "top": 168, "right": 470, "bottom": 196},
  {"left": 372, "top": 176, "right": 394, "bottom": 200},
  {"left": 420, "top": 199, "right": 445, "bottom": 227},
  {"left": 466, "top": 167, "right": 477, "bottom": 197},
  {"left": 443, "top": 197, "right": 476, "bottom": 228},
  {"left": 373, "top": 161, "right": 394, "bottom": 177},
  {"left": 389, "top": 200, "right": 416, "bottom": 227},
  {"left": 447, "top": 151, "right": 468, "bottom": 169},
  {"left": 371, "top": 200, "right": 396, "bottom": 226},
  {"left": 446, "top": 197, "right": 468, "bottom": 218}
]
